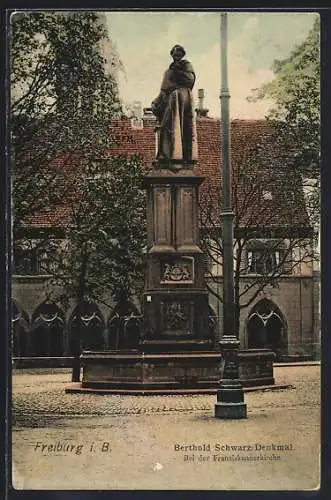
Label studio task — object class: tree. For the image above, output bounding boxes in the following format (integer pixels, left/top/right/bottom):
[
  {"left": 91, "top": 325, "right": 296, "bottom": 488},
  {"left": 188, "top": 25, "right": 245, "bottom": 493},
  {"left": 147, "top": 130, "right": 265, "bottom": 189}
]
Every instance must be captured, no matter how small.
[
  {"left": 249, "top": 18, "right": 319, "bottom": 172},
  {"left": 199, "top": 123, "right": 314, "bottom": 345},
  {"left": 15, "top": 152, "right": 147, "bottom": 379},
  {"left": 11, "top": 11, "right": 122, "bottom": 230},
  {"left": 44, "top": 155, "right": 147, "bottom": 309},
  {"left": 249, "top": 18, "right": 320, "bottom": 229},
  {"left": 40, "top": 154, "right": 146, "bottom": 380},
  {"left": 11, "top": 12, "right": 146, "bottom": 379}
]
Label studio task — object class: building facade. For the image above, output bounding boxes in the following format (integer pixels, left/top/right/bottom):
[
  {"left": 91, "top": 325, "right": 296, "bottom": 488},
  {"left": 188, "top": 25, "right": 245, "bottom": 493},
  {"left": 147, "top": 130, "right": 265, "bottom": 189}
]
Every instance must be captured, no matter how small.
[{"left": 11, "top": 111, "right": 320, "bottom": 362}]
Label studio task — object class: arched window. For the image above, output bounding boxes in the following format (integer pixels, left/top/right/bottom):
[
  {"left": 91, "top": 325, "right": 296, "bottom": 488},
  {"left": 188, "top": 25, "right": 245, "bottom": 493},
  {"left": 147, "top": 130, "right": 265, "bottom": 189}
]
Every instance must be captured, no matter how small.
[
  {"left": 69, "top": 302, "right": 105, "bottom": 353},
  {"left": 31, "top": 302, "right": 65, "bottom": 356},
  {"left": 12, "top": 300, "right": 30, "bottom": 357},
  {"left": 246, "top": 299, "right": 286, "bottom": 359}
]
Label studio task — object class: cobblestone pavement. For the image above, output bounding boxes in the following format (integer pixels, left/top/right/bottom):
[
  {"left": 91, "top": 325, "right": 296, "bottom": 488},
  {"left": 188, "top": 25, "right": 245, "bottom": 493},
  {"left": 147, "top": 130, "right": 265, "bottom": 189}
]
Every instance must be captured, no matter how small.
[
  {"left": 11, "top": 365, "right": 321, "bottom": 491},
  {"left": 12, "top": 365, "right": 319, "bottom": 422}
]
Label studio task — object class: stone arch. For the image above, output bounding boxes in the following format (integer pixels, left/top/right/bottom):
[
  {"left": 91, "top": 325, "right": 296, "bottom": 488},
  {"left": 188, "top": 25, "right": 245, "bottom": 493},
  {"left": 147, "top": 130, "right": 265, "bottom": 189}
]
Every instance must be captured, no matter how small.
[
  {"left": 12, "top": 300, "right": 30, "bottom": 356},
  {"left": 107, "top": 300, "right": 141, "bottom": 350},
  {"left": 69, "top": 301, "right": 105, "bottom": 353},
  {"left": 246, "top": 298, "right": 287, "bottom": 359},
  {"left": 110, "top": 299, "right": 140, "bottom": 318},
  {"left": 31, "top": 302, "right": 65, "bottom": 356}
]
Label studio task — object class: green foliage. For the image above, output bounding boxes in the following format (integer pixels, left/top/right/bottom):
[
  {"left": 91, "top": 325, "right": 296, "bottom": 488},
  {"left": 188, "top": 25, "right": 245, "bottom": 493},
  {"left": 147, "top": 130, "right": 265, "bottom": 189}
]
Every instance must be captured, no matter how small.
[
  {"left": 12, "top": 12, "right": 146, "bottom": 307},
  {"left": 249, "top": 18, "right": 320, "bottom": 173},
  {"left": 11, "top": 11, "right": 122, "bottom": 227},
  {"left": 44, "top": 155, "right": 147, "bottom": 307}
]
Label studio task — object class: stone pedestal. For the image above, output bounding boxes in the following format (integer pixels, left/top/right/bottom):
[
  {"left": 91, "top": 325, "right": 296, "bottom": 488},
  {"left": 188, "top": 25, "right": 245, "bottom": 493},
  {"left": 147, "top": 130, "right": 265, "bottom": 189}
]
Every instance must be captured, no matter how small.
[
  {"left": 81, "top": 350, "right": 221, "bottom": 393},
  {"left": 76, "top": 348, "right": 276, "bottom": 394},
  {"left": 76, "top": 160, "right": 277, "bottom": 395},
  {"left": 142, "top": 161, "right": 211, "bottom": 349},
  {"left": 239, "top": 348, "right": 275, "bottom": 386}
]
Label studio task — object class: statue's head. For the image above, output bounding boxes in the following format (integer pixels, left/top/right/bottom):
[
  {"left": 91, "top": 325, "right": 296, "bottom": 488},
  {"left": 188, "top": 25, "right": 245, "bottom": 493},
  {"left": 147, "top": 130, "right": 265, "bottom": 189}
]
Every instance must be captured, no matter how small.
[{"left": 170, "top": 44, "right": 186, "bottom": 62}]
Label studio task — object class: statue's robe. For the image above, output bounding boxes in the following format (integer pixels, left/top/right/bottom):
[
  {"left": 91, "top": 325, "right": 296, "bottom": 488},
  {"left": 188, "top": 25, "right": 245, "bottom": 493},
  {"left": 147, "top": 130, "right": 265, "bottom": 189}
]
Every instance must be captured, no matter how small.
[{"left": 152, "top": 60, "right": 198, "bottom": 162}]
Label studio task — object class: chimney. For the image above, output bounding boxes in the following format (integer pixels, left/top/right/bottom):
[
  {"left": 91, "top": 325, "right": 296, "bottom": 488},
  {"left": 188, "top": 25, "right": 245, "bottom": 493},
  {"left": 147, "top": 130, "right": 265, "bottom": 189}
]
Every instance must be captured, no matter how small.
[
  {"left": 130, "top": 100, "right": 143, "bottom": 128},
  {"left": 195, "top": 88, "right": 209, "bottom": 117},
  {"left": 143, "top": 107, "right": 154, "bottom": 119},
  {"left": 142, "top": 107, "right": 156, "bottom": 127}
]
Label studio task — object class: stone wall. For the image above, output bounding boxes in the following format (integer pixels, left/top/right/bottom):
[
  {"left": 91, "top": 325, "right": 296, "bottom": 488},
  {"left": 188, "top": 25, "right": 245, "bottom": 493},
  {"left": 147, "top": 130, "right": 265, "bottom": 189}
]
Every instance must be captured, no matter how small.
[
  {"left": 12, "top": 272, "right": 320, "bottom": 360},
  {"left": 208, "top": 275, "right": 320, "bottom": 360}
]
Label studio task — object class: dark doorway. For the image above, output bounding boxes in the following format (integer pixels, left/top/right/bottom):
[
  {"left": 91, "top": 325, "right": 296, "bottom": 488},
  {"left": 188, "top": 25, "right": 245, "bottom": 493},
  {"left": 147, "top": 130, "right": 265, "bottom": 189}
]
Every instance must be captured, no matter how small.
[
  {"left": 266, "top": 314, "right": 283, "bottom": 354},
  {"left": 69, "top": 302, "right": 105, "bottom": 353},
  {"left": 246, "top": 299, "right": 286, "bottom": 359},
  {"left": 31, "top": 302, "right": 65, "bottom": 356},
  {"left": 247, "top": 314, "right": 265, "bottom": 348},
  {"left": 12, "top": 301, "right": 29, "bottom": 356},
  {"left": 107, "top": 300, "right": 141, "bottom": 350}
]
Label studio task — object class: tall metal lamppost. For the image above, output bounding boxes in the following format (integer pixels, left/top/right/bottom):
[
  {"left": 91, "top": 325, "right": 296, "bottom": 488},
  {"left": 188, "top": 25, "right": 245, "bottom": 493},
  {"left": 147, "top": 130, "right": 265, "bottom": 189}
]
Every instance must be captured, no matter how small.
[{"left": 214, "top": 12, "right": 247, "bottom": 419}]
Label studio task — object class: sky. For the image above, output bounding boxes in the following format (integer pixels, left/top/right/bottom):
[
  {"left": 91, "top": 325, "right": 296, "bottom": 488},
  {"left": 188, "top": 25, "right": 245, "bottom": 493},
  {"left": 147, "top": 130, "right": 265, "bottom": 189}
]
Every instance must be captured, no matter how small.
[{"left": 105, "top": 11, "right": 318, "bottom": 119}]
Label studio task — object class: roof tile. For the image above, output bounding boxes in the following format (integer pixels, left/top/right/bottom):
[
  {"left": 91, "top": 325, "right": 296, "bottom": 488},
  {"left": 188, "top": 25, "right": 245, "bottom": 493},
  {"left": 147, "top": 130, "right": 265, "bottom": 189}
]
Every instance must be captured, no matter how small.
[{"left": 25, "top": 116, "right": 310, "bottom": 230}]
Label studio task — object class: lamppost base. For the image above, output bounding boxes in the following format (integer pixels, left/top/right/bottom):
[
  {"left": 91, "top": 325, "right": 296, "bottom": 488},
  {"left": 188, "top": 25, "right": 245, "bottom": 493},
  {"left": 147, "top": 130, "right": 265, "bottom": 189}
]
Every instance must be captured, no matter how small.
[
  {"left": 214, "top": 334, "right": 248, "bottom": 419},
  {"left": 214, "top": 401, "right": 247, "bottom": 419}
]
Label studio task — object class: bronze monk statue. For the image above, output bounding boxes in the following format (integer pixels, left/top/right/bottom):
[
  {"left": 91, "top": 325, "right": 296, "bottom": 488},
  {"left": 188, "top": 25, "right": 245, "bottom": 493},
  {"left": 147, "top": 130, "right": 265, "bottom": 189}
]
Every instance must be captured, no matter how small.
[{"left": 152, "top": 45, "right": 198, "bottom": 163}]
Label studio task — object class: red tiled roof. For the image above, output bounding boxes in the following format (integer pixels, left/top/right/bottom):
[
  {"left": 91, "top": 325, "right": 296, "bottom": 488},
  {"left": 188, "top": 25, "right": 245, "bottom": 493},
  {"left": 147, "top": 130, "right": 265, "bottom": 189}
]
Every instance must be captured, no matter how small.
[{"left": 24, "top": 115, "right": 310, "bottom": 230}]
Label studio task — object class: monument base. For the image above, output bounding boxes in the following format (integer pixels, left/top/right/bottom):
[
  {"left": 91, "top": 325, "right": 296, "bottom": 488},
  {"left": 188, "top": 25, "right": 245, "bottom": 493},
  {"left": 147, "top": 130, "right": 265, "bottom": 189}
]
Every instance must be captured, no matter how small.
[
  {"left": 238, "top": 348, "right": 276, "bottom": 387},
  {"left": 65, "top": 348, "right": 277, "bottom": 394},
  {"left": 80, "top": 350, "right": 221, "bottom": 392}
]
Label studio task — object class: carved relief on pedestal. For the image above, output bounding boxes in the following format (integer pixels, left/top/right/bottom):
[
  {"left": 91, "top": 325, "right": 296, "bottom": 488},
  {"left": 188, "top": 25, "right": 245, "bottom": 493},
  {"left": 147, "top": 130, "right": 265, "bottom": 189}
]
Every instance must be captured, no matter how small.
[
  {"left": 160, "top": 257, "right": 194, "bottom": 284},
  {"left": 159, "top": 299, "right": 195, "bottom": 335},
  {"left": 163, "top": 301, "right": 190, "bottom": 331}
]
